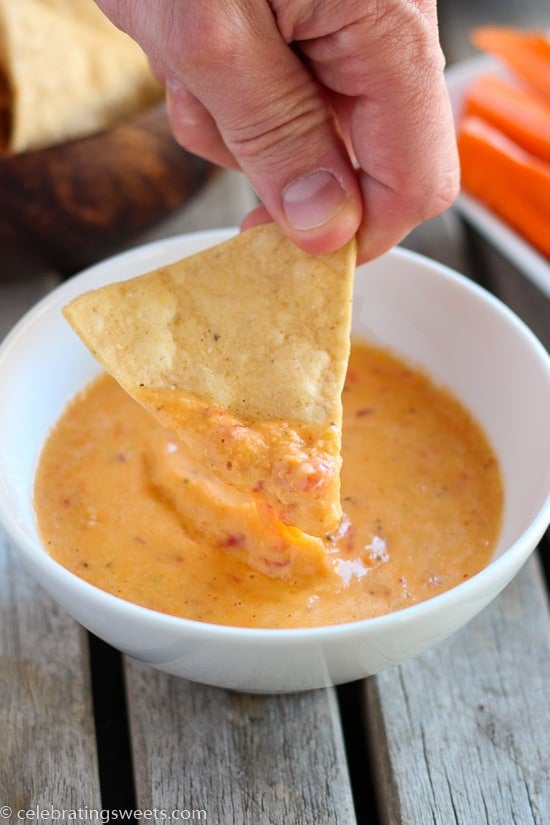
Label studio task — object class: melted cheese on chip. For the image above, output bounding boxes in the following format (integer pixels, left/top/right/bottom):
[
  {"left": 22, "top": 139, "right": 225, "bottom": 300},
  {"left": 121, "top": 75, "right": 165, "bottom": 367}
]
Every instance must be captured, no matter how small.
[{"left": 63, "top": 224, "right": 356, "bottom": 535}]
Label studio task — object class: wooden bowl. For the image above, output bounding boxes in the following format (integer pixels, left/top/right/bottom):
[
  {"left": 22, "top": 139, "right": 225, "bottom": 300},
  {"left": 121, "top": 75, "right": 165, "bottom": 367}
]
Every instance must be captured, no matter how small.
[{"left": 0, "top": 102, "right": 212, "bottom": 276}]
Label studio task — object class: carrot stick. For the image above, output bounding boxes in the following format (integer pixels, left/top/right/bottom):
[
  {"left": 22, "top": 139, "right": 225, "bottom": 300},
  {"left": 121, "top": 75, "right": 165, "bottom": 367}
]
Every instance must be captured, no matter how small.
[
  {"left": 471, "top": 26, "right": 550, "bottom": 101},
  {"left": 458, "top": 116, "right": 550, "bottom": 257},
  {"left": 463, "top": 73, "right": 550, "bottom": 164}
]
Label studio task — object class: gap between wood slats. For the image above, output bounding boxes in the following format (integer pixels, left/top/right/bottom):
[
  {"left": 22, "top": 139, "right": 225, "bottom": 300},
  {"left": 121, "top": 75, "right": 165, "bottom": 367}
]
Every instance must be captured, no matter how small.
[{"left": 88, "top": 634, "right": 137, "bottom": 818}]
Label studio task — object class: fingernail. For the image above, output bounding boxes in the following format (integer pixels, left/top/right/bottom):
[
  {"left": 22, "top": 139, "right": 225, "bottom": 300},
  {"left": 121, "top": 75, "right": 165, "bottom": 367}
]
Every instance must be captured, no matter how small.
[{"left": 283, "top": 170, "right": 349, "bottom": 231}]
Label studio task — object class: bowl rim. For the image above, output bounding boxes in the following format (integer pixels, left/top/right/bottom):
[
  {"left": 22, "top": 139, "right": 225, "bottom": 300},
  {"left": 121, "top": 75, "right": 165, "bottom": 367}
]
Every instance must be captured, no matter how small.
[{"left": 1, "top": 231, "right": 549, "bottom": 644}]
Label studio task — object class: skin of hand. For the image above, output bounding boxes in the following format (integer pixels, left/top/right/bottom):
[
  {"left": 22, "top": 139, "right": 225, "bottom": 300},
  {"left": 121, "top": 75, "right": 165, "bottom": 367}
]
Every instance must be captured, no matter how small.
[{"left": 94, "top": 0, "right": 460, "bottom": 263}]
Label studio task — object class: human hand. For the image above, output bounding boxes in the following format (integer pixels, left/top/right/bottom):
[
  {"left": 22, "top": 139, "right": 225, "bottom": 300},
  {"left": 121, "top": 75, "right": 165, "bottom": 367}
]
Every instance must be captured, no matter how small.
[{"left": 95, "top": 0, "right": 459, "bottom": 263}]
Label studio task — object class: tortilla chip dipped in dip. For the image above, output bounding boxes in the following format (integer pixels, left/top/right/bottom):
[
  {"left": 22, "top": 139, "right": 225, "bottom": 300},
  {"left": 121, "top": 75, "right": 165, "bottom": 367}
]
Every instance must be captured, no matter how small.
[{"left": 63, "top": 224, "right": 357, "bottom": 542}]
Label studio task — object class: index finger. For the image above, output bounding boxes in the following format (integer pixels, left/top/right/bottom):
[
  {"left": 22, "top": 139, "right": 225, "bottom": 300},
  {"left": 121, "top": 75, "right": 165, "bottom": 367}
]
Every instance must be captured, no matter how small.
[{"left": 297, "top": 1, "right": 460, "bottom": 260}]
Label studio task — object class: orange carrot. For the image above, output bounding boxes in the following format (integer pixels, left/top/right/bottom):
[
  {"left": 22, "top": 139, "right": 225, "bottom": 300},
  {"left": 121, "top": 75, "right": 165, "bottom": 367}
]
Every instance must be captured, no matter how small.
[
  {"left": 471, "top": 26, "right": 550, "bottom": 101},
  {"left": 458, "top": 115, "right": 550, "bottom": 257},
  {"left": 463, "top": 73, "right": 550, "bottom": 164}
]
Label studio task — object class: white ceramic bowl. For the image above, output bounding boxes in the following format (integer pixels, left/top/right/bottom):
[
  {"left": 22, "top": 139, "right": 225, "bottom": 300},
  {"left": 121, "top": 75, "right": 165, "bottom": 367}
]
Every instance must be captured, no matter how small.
[{"left": 1, "top": 229, "right": 549, "bottom": 693}]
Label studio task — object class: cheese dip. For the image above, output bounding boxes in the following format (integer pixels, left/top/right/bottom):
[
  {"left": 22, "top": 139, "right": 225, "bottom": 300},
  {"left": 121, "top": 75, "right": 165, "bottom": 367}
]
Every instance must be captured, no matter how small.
[{"left": 34, "top": 341, "right": 503, "bottom": 628}]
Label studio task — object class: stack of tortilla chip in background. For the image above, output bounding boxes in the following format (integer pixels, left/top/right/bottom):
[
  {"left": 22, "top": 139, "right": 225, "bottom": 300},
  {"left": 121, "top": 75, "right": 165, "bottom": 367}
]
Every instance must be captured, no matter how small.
[{"left": 0, "top": 0, "right": 163, "bottom": 155}]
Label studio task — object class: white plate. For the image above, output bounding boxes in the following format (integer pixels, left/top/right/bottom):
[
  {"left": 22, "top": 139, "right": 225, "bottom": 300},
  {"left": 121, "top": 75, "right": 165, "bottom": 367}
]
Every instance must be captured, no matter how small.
[{"left": 445, "top": 54, "right": 550, "bottom": 298}]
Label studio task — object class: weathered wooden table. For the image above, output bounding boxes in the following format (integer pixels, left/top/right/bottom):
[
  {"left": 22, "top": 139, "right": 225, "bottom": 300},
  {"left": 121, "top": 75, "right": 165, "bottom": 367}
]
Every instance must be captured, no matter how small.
[
  {"left": 1, "top": 164, "right": 548, "bottom": 825},
  {"left": 1, "top": 5, "right": 549, "bottom": 819}
]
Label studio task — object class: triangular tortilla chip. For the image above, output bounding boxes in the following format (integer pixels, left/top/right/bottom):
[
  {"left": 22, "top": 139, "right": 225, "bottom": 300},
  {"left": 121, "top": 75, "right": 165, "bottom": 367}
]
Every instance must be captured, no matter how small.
[
  {"left": 0, "top": 0, "right": 162, "bottom": 154},
  {"left": 63, "top": 224, "right": 356, "bottom": 536}
]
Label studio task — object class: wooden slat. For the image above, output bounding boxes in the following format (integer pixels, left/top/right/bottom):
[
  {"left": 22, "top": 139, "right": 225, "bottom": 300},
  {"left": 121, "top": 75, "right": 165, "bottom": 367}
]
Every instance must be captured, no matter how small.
[
  {"left": 124, "top": 662, "right": 357, "bottom": 824},
  {"left": 365, "top": 553, "right": 549, "bottom": 825},
  {"left": 0, "top": 271, "right": 102, "bottom": 810},
  {"left": 397, "top": 175, "right": 549, "bottom": 823},
  {"left": 0, "top": 543, "right": 102, "bottom": 810}
]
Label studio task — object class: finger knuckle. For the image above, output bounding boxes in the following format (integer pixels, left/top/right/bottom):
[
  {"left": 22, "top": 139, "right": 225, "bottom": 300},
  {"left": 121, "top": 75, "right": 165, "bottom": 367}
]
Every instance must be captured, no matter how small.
[
  {"left": 176, "top": 21, "right": 236, "bottom": 74},
  {"left": 426, "top": 168, "right": 461, "bottom": 216},
  {"left": 170, "top": 2, "right": 260, "bottom": 77},
  {"left": 402, "top": 165, "right": 460, "bottom": 224},
  {"left": 224, "top": 88, "right": 328, "bottom": 167}
]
